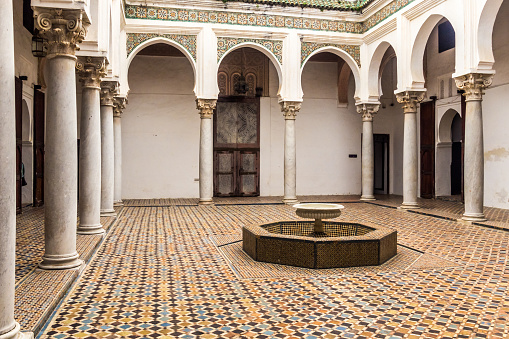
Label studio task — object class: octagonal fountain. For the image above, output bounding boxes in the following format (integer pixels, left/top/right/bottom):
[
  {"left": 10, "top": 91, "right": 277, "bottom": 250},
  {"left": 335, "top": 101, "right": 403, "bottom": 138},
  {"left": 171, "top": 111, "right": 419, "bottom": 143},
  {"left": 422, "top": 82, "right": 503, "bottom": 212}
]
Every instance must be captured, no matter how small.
[{"left": 242, "top": 203, "right": 397, "bottom": 269}]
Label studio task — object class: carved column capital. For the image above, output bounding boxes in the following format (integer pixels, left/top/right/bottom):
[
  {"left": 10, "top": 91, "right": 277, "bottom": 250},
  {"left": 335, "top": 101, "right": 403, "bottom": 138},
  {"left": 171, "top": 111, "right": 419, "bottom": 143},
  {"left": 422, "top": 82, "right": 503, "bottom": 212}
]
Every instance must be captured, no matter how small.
[
  {"left": 100, "top": 82, "right": 119, "bottom": 106},
  {"left": 455, "top": 73, "right": 494, "bottom": 102},
  {"left": 396, "top": 90, "right": 426, "bottom": 114},
  {"left": 280, "top": 101, "right": 302, "bottom": 120},
  {"left": 34, "top": 8, "right": 88, "bottom": 58},
  {"left": 113, "top": 97, "right": 127, "bottom": 117},
  {"left": 356, "top": 103, "right": 380, "bottom": 122},
  {"left": 76, "top": 56, "right": 106, "bottom": 89},
  {"left": 196, "top": 99, "right": 217, "bottom": 119}
]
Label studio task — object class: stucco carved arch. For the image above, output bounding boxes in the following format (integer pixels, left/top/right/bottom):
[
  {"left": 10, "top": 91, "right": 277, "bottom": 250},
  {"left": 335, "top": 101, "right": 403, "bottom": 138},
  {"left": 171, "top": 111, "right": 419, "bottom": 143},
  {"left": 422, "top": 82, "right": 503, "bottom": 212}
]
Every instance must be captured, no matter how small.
[
  {"left": 218, "top": 42, "right": 283, "bottom": 96},
  {"left": 478, "top": 0, "right": 504, "bottom": 71},
  {"left": 367, "top": 41, "right": 397, "bottom": 99},
  {"left": 126, "top": 37, "right": 198, "bottom": 93},
  {"left": 301, "top": 46, "right": 361, "bottom": 100},
  {"left": 438, "top": 108, "right": 460, "bottom": 143},
  {"left": 410, "top": 14, "right": 460, "bottom": 88}
]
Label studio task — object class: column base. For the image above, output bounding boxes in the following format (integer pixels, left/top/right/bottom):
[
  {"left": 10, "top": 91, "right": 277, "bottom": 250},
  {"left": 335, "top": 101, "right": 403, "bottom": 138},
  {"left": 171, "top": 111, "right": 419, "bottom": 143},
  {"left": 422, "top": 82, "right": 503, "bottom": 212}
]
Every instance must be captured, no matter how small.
[
  {"left": 77, "top": 223, "right": 105, "bottom": 235},
  {"left": 360, "top": 195, "right": 376, "bottom": 201},
  {"left": 38, "top": 253, "right": 83, "bottom": 270},
  {"left": 114, "top": 200, "right": 124, "bottom": 207},
  {"left": 0, "top": 323, "right": 33, "bottom": 339},
  {"left": 198, "top": 199, "right": 214, "bottom": 206},
  {"left": 282, "top": 198, "right": 299, "bottom": 205},
  {"left": 100, "top": 209, "right": 117, "bottom": 218},
  {"left": 399, "top": 202, "right": 419, "bottom": 209},
  {"left": 462, "top": 212, "right": 487, "bottom": 222}
]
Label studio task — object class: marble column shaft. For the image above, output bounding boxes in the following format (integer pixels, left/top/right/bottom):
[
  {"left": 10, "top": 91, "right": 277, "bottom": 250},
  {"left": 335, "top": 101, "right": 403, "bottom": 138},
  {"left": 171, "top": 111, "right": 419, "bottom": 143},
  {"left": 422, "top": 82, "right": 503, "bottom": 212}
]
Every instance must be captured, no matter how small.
[
  {"left": 113, "top": 98, "right": 126, "bottom": 207},
  {"left": 0, "top": 0, "right": 26, "bottom": 337},
  {"left": 196, "top": 99, "right": 216, "bottom": 205},
  {"left": 100, "top": 83, "right": 118, "bottom": 217},
  {"left": 77, "top": 57, "right": 106, "bottom": 235},
  {"left": 37, "top": 8, "right": 88, "bottom": 270},
  {"left": 357, "top": 103, "right": 380, "bottom": 201},
  {"left": 396, "top": 91, "right": 425, "bottom": 209},
  {"left": 455, "top": 73, "right": 493, "bottom": 221},
  {"left": 281, "top": 101, "right": 301, "bottom": 205}
]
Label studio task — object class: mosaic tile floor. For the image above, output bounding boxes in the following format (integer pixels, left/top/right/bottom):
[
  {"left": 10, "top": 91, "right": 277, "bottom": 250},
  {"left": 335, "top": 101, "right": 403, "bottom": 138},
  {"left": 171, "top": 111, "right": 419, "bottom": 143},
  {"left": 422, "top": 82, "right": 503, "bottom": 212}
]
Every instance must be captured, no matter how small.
[{"left": 32, "top": 201, "right": 509, "bottom": 338}]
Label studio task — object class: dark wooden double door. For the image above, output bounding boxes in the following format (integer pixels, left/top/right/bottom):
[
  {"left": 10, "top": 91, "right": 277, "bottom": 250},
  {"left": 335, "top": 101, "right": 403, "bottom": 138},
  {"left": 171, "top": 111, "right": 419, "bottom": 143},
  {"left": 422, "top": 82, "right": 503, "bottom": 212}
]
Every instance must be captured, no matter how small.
[{"left": 214, "top": 97, "right": 260, "bottom": 197}]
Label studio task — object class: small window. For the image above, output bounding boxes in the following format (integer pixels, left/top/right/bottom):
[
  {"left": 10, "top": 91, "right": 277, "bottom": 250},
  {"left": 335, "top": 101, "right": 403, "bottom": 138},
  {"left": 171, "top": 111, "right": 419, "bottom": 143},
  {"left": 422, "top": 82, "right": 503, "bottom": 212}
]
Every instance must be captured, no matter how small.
[
  {"left": 438, "top": 21, "right": 455, "bottom": 53},
  {"left": 23, "top": 0, "right": 34, "bottom": 34}
]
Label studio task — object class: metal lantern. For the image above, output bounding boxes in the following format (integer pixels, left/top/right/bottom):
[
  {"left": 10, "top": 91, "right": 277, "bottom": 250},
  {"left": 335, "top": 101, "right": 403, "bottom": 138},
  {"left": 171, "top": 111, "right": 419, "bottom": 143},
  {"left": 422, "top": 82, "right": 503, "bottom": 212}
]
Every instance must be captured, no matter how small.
[
  {"left": 31, "top": 33, "right": 47, "bottom": 58},
  {"left": 234, "top": 72, "right": 249, "bottom": 95}
]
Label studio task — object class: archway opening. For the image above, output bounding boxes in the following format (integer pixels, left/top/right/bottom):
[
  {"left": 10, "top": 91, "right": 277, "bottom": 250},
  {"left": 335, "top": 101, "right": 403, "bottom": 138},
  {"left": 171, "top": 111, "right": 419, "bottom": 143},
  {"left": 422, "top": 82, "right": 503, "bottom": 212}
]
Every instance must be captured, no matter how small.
[
  {"left": 214, "top": 47, "right": 280, "bottom": 197},
  {"left": 21, "top": 99, "right": 33, "bottom": 204},
  {"left": 450, "top": 113, "right": 462, "bottom": 196},
  {"left": 297, "top": 51, "right": 359, "bottom": 195},
  {"left": 123, "top": 42, "right": 198, "bottom": 199}
]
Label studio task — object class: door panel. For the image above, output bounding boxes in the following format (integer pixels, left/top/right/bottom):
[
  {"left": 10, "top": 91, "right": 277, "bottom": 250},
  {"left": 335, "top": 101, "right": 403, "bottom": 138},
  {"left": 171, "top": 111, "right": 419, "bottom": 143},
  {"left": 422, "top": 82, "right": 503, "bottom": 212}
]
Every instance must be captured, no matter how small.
[
  {"left": 214, "top": 97, "right": 260, "bottom": 197},
  {"left": 374, "top": 134, "right": 389, "bottom": 194},
  {"left": 420, "top": 101, "right": 435, "bottom": 199},
  {"left": 15, "top": 77, "right": 22, "bottom": 213},
  {"left": 33, "top": 88, "right": 45, "bottom": 206}
]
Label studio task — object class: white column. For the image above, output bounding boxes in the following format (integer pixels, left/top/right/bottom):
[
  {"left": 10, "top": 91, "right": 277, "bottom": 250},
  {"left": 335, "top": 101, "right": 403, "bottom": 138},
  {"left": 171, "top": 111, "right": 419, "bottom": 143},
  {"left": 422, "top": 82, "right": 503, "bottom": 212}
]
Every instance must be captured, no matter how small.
[
  {"left": 196, "top": 99, "right": 216, "bottom": 205},
  {"left": 0, "top": 1, "right": 32, "bottom": 337},
  {"left": 455, "top": 73, "right": 494, "bottom": 221},
  {"left": 100, "top": 82, "right": 118, "bottom": 217},
  {"left": 36, "top": 8, "right": 88, "bottom": 270},
  {"left": 280, "top": 101, "right": 301, "bottom": 205},
  {"left": 113, "top": 97, "right": 127, "bottom": 207},
  {"left": 357, "top": 103, "right": 380, "bottom": 201},
  {"left": 76, "top": 57, "right": 106, "bottom": 235},
  {"left": 396, "top": 90, "right": 425, "bottom": 209}
]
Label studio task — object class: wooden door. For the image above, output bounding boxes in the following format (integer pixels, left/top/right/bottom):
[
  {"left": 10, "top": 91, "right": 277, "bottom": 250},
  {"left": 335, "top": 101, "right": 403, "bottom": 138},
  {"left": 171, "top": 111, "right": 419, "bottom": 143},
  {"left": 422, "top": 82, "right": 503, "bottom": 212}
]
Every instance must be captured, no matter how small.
[
  {"left": 15, "top": 77, "right": 22, "bottom": 213},
  {"left": 420, "top": 101, "right": 435, "bottom": 199},
  {"left": 374, "top": 134, "right": 390, "bottom": 195},
  {"left": 33, "top": 88, "right": 45, "bottom": 207},
  {"left": 214, "top": 97, "right": 260, "bottom": 197}
]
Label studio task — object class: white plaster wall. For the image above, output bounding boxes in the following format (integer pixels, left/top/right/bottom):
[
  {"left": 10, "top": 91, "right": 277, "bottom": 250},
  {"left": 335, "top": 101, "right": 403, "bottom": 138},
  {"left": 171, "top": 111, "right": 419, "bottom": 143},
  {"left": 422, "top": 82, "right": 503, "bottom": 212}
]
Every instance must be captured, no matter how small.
[
  {"left": 122, "top": 55, "right": 199, "bottom": 198},
  {"left": 297, "top": 61, "right": 361, "bottom": 195},
  {"left": 491, "top": 0, "right": 509, "bottom": 88}
]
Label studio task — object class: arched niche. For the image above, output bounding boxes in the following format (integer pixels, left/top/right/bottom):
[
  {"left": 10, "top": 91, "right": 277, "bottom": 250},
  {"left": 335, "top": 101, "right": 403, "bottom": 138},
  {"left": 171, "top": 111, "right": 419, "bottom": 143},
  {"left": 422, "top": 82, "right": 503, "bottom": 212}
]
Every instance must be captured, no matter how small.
[
  {"left": 218, "top": 42, "right": 282, "bottom": 96},
  {"left": 438, "top": 108, "right": 461, "bottom": 143},
  {"left": 301, "top": 46, "right": 360, "bottom": 100}
]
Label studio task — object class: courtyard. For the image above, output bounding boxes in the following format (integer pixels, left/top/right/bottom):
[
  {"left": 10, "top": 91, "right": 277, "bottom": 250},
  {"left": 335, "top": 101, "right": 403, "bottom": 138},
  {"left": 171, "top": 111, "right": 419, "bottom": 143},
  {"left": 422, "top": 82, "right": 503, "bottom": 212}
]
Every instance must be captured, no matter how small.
[{"left": 14, "top": 196, "right": 509, "bottom": 338}]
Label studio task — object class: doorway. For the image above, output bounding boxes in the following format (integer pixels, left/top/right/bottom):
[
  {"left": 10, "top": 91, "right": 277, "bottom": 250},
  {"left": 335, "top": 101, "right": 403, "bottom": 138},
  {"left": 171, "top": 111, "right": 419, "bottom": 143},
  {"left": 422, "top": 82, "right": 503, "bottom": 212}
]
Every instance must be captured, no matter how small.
[
  {"left": 213, "top": 97, "right": 260, "bottom": 197},
  {"left": 420, "top": 100, "right": 435, "bottom": 199},
  {"left": 450, "top": 113, "right": 462, "bottom": 195},
  {"left": 374, "top": 134, "right": 390, "bottom": 194}
]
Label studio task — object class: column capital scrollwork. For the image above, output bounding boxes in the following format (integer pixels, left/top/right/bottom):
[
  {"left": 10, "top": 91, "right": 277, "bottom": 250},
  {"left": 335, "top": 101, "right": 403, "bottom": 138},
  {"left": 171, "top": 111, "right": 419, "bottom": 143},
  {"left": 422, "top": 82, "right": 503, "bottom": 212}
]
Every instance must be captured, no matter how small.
[
  {"left": 100, "top": 81, "right": 120, "bottom": 107},
  {"left": 34, "top": 8, "right": 89, "bottom": 58},
  {"left": 356, "top": 103, "right": 380, "bottom": 122},
  {"left": 395, "top": 90, "right": 426, "bottom": 114},
  {"left": 454, "top": 73, "right": 494, "bottom": 102},
  {"left": 196, "top": 99, "right": 217, "bottom": 119},
  {"left": 280, "top": 101, "right": 302, "bottom": 120},
  {"left": 113, "top": 97, "right": 128, "bottom": 117},
  {"left": 76, "top": 56, "right": 107, "bottom": 89}
]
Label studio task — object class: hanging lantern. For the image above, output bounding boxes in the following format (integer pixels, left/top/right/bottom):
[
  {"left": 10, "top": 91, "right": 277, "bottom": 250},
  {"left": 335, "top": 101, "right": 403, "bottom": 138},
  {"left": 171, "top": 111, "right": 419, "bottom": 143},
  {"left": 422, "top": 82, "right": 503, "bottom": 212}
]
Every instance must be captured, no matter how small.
[
  {"left": 31, "top": 31, "right": 47, "bottom": 58},
  {"left": 234, "top": 72, "right": 249, "bottom": 95}
]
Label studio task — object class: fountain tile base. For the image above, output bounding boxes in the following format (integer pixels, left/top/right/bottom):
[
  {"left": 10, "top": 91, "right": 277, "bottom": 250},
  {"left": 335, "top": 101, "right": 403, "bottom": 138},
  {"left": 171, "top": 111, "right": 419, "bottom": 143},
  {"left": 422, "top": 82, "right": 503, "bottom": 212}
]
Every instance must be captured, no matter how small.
[{"left": 243, "top": 221, "right": 397, "bottom": 269}]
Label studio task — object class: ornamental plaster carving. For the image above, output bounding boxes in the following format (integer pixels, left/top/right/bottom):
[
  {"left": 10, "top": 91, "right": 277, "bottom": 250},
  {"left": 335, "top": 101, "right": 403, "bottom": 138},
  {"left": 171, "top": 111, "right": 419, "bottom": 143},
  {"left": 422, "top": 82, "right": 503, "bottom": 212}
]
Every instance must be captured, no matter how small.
[
  {"left": 217, "top": 38, "right": 283, "bottom": 65},
  {"left": 454, "top": 73, "right": 494, "bottom": 102},
  {"left": 113, "top": 97, "right": 128, "bottom": 117},
  {"left": 196, "top": 99, "right": 217, "bottom": 119},
  {"left": 356, "top": 103, "right": 380, "bottom": 122},
  {"left": 396, "top": 91, "right": 426, "bottom": 114},
  {"left": 76, "top": 57, "right": 107, "bottom": 89},
  {"left": 301, "top": 42, "right": 360, "bottom": 67},
  {"left": 35, "top": 8, "right": 88, "bottom": 57},
  {"left": 126, "top": 33, "right": 197, "bottom": 61},
  {"left": 100, "top": 82, "right": 120, "bottom": 107},
  {"left": 280, "top": 101, "right": 302, "bottom": 120}
]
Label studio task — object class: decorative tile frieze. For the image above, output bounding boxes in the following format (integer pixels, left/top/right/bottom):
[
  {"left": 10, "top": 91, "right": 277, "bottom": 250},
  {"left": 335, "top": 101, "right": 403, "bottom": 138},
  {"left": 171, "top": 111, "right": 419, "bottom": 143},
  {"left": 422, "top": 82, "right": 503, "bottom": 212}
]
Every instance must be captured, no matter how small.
[
  {"left": 125, "top": 0, "right": 415, "bottom": 34},
  {"left": 126, "top": 32, "right": 197, "bottom": 61},
  {"left": 301, "top": 42, "right": 360, "bottom": 67},
  {"left": 217, "top": 37, "right": 283, "bottom": 64}
]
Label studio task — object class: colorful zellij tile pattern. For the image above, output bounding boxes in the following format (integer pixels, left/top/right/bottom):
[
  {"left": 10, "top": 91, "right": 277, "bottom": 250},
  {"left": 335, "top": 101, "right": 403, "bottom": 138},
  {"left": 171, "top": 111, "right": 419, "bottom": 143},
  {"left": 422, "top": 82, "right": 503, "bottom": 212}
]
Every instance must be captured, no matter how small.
[{"left": 40, "top": 203, "right": 509, "bottom": 338}]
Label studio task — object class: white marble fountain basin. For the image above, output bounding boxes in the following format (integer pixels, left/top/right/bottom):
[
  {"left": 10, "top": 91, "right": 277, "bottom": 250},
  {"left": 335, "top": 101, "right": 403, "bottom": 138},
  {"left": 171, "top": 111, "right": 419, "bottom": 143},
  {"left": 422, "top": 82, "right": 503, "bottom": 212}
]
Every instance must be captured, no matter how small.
[{"left": 293, "top": 203, "right": 344, "bottom": 234}]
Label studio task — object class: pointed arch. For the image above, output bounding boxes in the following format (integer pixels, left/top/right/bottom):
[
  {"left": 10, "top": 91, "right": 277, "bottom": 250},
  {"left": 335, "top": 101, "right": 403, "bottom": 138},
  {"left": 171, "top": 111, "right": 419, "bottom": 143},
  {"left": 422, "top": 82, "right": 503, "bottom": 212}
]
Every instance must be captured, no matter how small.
[
  {"left": 301, "top": 46, "right": 361, "bottom": 100},
  {"left": 218, "top": 42, "right": 283, "bottom": 95}
]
